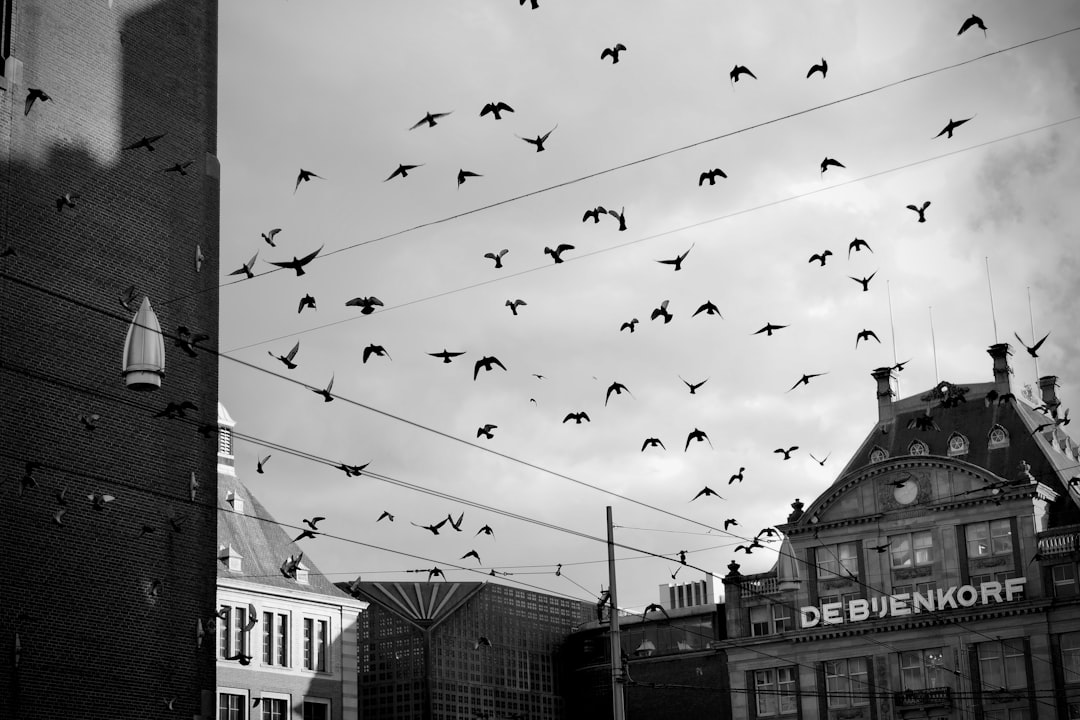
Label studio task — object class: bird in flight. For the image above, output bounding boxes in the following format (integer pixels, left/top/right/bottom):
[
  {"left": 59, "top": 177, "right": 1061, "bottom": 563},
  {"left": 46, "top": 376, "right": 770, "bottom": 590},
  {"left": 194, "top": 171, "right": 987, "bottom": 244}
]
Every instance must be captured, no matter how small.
[
  {"left": 377, "top": 511, "right": 395, "bottom": 522},
  {"left": 410, "top": 111, "right": 452, "bottom": 130},
  {"left": 958, "top": 14, "right": 987, "bottom": 37},
  {"left": 24, "top": 88, "right": 51, "bottom": 115},
  {"left": 385, "top": 163, "right": 422, "bottom": 182},
  {"left": 808, "top": 250, "right": 833, "bottom": 266},
  {"left": 693, "top": 301, "right": 722, "bottom": 318},
  {"left": 163, "top": 161, "right": 194, "bottom": 175},
  {"left": 313, "top": 375, "right": 334, "bottom": 402},
  {"left": 228, "top": 252, "right": 258, "bottom": 279},
  {"left": 908, "top": 413, "right": 940, "bottom": 431},
  {"left": 480, "top": 101, "right": 514, "bottom": 120},
  {"left": 775, "top": 446, "right": 799, "bottom": 460},
  {"left": 754, "top": 322, "right": 787, "bottom": 336},
  {"left": 505, "top": 299, "right": 527, "bottom": 316},
  {"left": 856, "top": 329, "right": 880, "bottom": 347},
  {"left": 269, "top": 245, "right": 323, "bottom": 276},
  {"left": 563, "top": 411, "right": 590, "bottom": 424},
  {"left": 55, "top": 193, "right": 79, "bottom": 212},
  {"left": 518, "top": 125, "right": 557, "bottom": 152},
  {"left": 850, "top": 272, "right": 877, "bottom": 292},
  {"left": 476, "top": 524, "right": 495, "bottom": 537},
  {"left": 429, "top": 349, "right": 465, "bottom": 364},
  {"left": 730, "top": 65, "right": 757, "bottom": 83},
  {"left": 641, "top": 437, "right": 666, "bottom": 451},
  {"left": 724, "top": 518, "right": 739, "bottom": 530},
  {"left": 154, "top": 400, "right": 198, "bottom": 419},
  {"left": 262, "top": 228, "right": 282, "bottom": 246},
  {"left": 544, "top": 244, "right": 574, "bottom": 263},
  {"left": 477, "top": 424, "right": 497, "bottom": 440},
  {"left": 294, "top": 168, "right": 323, "bottom": 193},
  {"left": 583, "top": 206, "right": 608, "bottom": 223},
  {"left": 484, "top": 249, "right": 508, "bottom": 268},
  {"left": 907, "top": 201, "right": 931, "bottom": 223},
  {"left": 474, "top": 356, "right": 507, "bottom": 380},
  {"left": 699, "top": 168, "right": 727, "bottom": 186},
  {"left": 806, "top": 58, "right": 828, "bottom": 79},
  {"left": 809, "top": 452, "right": 830, "bottom": 466},
  {"left": 412, "top": 518, "right": 449, "bottom": 535},
  {"left": 685, "top": 428, "right": 713, "bottom": 451},
  {"left": 462, "top": 550, "right": 482, "bottom": 564},
  {"left": 123, "top": 133, "right": 167, "bottom": 152},
  {"left": 345, "top": 296, "right": 384, "bottom": 314},
  {"left": 601, "top": 43, "right": 627, "bottom": 63},
  {"left": 605, "top": 382, "right": 631, "bottom": 406},
  {"left": 607, "top": 206, "right": 628, "bottom": 231},
  {"left": 692, "top": 486, "right": 723, "bottom": 501},
  {"left": 292, "top": 528, "right": 318, "bottom": 543},
  {"left": 729, "top": 467, "right": 745, "bottom": 484},
  {"left": 175, "top": 326, "right": 210, "bottom": 358},
  {"left": 119, "top": 285, "right": 138, "bottom": 310},
  {"left": 447, "top": 512, "right": 465, "bottom": 532},
  {"left": 257, "top": 455, "right": 271, "bottom": 474},
  {"left": 651, "top": 299, "right": 673, "bottom": 324},
  {"left": 298, "top": 294, "right": 316, "bottom": 314},
  {"left": 788, "top": 373, "right": 826, "bottom": 392},
  {"left": 1014, "top": 331, "right": 1050, "bottom": 358},
  {"left": 680, "top": 376, "right": 708, "bottom": 394},
  {"left": 934, "top": 117, "right": 973, "bottom": 139},
  {"left": 268, "top": 341, "right": 300, "bottom": 370},
  {"left": 848, "top": 238, "right": 872, "bottom": 257},
  {"left": 820, "top": 157, "right": 845, "bottom": 175},
  {"left": 362, "top": 344, "right": 391, "bottom": 364},
  {"left": 457, "top": 169, "right": 481, "bottom": 187},
  {"left": 620, "top": 318, "right": 639, "bottom": 333},
  {"left": 657, "top": 244, "right": 694, "bottom": 271}
]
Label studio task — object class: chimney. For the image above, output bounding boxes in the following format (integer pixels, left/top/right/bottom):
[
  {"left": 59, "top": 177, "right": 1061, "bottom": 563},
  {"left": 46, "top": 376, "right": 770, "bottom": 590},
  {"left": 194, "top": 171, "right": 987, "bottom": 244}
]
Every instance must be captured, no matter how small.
[
  {"left": 872, "top": 367, "right": 895, "bottom": 423},
  {"left": 1039, "top": 375, "right": 1061, "bottom": 415},
  {"left": 987, "top": 343, "right": 1013, "bottom": 395}
]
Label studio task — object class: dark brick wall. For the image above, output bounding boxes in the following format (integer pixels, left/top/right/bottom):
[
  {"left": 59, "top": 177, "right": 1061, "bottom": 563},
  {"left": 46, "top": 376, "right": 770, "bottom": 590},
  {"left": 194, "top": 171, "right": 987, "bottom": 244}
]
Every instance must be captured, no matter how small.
[{"left": 0, "top": 1, "right": 219, "bottom": 717}]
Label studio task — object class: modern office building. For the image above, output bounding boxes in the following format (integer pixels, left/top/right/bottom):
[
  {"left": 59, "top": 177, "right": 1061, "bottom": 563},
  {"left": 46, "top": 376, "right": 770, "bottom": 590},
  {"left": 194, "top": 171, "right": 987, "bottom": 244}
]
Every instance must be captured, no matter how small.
[
  {"left": 216, "top": 404, "right": 367, "bottom": 720},
  {"left": 723, "top": 344, "right": 1080, "bottom": 719},
  {"left": 1, "top": 1, "right": 220, "bottom": 717},
  {"left": 342, "top": 580, "right": 594, "bottom": 720}
]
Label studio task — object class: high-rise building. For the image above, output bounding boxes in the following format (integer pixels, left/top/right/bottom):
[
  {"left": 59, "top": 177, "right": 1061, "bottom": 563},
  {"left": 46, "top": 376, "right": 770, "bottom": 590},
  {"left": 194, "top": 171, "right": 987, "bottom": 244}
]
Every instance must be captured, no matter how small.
[
  {"left": 723, "top": 344, "right": 1080, "bottom": 719},
  {"left": 342, "top": 580, "right": 593, "bottom": 720},
  {"left": 215, "top": 404, "right": 367, "bottom": 720},
  {"left": 1, "top": 1, "right": 220, "bottom": 717}
]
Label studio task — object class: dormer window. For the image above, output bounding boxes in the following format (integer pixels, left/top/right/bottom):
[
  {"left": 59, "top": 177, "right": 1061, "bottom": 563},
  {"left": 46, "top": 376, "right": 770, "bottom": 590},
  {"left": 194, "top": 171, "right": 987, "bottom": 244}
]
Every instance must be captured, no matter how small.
[
  {"left": 947, "top": 433, "right": 969, "bottom": 457},
  {"left": 988, "top": 425, "right": 1009, "bottom": 449},
  {"left": 219, "top": 544, "right": 243, "bottom": 573},
  {"left": 869, "top": 446, "right": 889, "bottom": 463},
  {"left": 295, "top": 562, "right": 309, "bottom": 585},
  {"left": 226, "top": 490, "right": 244, "bottom": 514},
  {"left": 908, "top": 440, "right": 928, "bottom": 456}
]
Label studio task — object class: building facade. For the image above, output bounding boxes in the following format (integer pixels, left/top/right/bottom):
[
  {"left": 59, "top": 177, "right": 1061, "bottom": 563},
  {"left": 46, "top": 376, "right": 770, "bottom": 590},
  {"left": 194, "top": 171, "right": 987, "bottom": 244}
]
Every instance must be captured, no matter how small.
[
  {"left": 1, "top": 1, "right": 220, "bottom": 717},
  {"left": 723, "top": 344, "right": 1080, "bottom": 719},
  {"left": 216, "top": 404, "right": 367, "bottom": 720},
  {"left": 343, "top": 580, "right": 594, "bottom": 720}
]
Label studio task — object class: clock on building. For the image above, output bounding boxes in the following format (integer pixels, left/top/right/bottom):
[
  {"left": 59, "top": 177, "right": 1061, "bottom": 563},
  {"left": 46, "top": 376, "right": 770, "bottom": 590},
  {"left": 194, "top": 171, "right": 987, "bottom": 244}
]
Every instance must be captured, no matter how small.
[{"left": 893, "top": 480, "right": 918, "bottom": 504}]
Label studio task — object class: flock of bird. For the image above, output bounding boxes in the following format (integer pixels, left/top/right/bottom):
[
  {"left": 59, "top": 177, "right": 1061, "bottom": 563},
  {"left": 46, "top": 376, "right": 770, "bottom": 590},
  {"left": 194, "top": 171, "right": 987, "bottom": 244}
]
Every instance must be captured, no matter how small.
[{"left": 201, "top": 9, "right": 1032, "bottom": 599}]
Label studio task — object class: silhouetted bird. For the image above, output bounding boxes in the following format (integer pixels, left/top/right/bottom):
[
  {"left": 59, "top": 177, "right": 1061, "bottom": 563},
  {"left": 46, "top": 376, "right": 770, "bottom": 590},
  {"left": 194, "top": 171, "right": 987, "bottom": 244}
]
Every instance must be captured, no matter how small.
[
  {"left": 480, "top": 101, "right": 514, "bottom": 120},
  {"left": 808, "top": 250, "right": 833, "bottom": 266},
  {"left": 806, "top": 58, "right": 828, "bottom": 79},
  {"left": 699, "top": 168, "right": 727, "bottom": 186},
  {"left": 601, "top": 43, "right": 627, "bottom": 63},
  {"left": 268, "top": 245, "right": 323, "bottom": 276},
  {"left": 934, "top": 117, "right": 973, "bottom": 139},
  {"left": 958, "top": 14, "right": 987, "bottom": 37},
  {"left": 730, "top": 65, "right": 757, "bottom": 83},
  {"left": 1014, "top": 331, "right": 1050, "bottom": 358},
  {"left": 409, "top": 111, "right": 452, "bottom": 130},
  {"left": 123, "top": 133, "right": 166, "bottom": 152},
  {"left": 907, "top": 201, "right": 931, "bottom": 222},
  {"left": 25, "top": 88, "right": 51, "bottom": 116},
  {"left": 518, "top": 125, "right": 557, "bottom": 152}
]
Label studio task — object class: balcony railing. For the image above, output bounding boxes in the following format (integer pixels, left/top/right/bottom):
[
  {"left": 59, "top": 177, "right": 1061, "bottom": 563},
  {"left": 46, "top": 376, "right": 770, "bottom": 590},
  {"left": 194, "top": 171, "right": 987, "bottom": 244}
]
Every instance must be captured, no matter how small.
[
  {"left": 740, "top": 576, "right": 779, "bottom": 595},
  {"left": 893, "top": 687, "right": 952, "bottom": 707},
  {"left": 1037, "top": 524, "right": 1080, "bottom": 557}
]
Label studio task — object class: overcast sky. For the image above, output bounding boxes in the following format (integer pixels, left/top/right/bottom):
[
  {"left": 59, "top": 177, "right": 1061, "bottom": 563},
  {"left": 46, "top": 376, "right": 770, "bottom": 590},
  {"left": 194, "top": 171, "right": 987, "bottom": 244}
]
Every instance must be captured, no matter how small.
[{"left": 216, "top": 1, "right": 1080, "bottom": 613}]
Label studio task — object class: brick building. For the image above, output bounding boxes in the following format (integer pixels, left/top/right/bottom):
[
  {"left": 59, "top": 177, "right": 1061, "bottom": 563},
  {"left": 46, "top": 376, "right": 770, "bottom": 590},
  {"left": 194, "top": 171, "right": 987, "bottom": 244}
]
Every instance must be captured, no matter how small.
[
  {"left": 215, "top": 404, "right": 366, "bottom": 719},
  {"left": 0, "top": 1, "right": 220, "bottom": 717},
  {"left": 342, "top": 580, "right": 593, "bottom": 720},
  {"left": 723, "top": 344, "right": 1080, "bottom": 719}
]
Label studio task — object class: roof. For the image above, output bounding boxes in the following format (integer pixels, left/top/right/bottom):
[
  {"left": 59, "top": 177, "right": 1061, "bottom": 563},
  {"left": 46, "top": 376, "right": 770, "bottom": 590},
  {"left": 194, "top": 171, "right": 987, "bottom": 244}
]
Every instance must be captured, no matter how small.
[
  {"left": 342, "top": 581, "right": 486, "bottom": 631},
  {"left": 217, "top": 473, "right": 354, "bottom": 602}
]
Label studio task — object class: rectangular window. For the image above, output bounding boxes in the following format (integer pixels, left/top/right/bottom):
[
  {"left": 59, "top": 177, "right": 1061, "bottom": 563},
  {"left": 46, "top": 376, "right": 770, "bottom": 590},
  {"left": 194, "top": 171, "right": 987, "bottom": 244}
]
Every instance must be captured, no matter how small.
[
  {"left": 277, "top": 613, "right": 289, "bottom": 666},
  {"left": 772, "top": 604, "right": 792, "bottom": 633},
  {"left": 750, "top": 606, "right": 770, "bottom": 637},
  {"left": 978, "top": 640, "right": 1026, "bottom": 690},
  {"left": 967, "top": 519, "right": 1012, "bottom": 558},
  {"left": 891, "top": 531, "right": 935, "bottom": 568},
  {"left": 900, "top": 648, "right": 947, "bottom": 690},
  {"left": 262, "top": 612, "right": 273, "bottom": 665},
  {"left": 219, "top": 693, "right": 245, "bottom": 720},
  {"left": 1055, "top": 565, "right": 1078, "bottom": 597},
  {"left": 303, "top": 700, "right": 330, "bottom": 720},
  {"left": 1062, "top": 632, "right": 1080, "bottom": 683},
  {"left": 304, "top": 618, "right": 314, "bottom": 670},
  {"left": 754, "top": 667, "right": 797, "bottom": 716},
  {"left": 317, "top": 619, "right": 328, "bottom": 671},
  {"left": 825, "top": 657, "right": 869, "bottom": 708},
  {"left": 218, "top": 606, "right": 232, "bottom": 658},
  {"left": 818, "top": 542, "right": 858, "bottom": 579},
  {"left": 262, "top": 698, "right": 287, "bottom": 720},
  {"left": 232, "top": 606, "right": 247, "bottom": 658}
]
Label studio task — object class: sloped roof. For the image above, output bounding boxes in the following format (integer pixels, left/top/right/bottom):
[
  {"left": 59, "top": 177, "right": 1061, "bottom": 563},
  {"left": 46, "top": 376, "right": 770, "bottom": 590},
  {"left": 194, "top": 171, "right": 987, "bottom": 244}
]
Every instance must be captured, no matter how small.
[
  {"left": 343, "top": 581, "right": 486, "bottom": 631},
  {"left": 217, "top": 474, "right": 353, "bottom": 601},
  {"left": 835, "top": 379, "right": 1080, "bottom": 521}
]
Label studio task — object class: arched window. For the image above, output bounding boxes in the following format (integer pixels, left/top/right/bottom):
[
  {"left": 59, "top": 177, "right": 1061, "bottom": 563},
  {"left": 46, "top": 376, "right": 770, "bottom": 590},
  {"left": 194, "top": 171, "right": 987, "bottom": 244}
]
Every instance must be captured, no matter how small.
[
  {"left": 870, "top": 446, "right": 888, "bottom": 463},
  {"left": 908, "top": 440, "right": 928, "bottom": 456},
  {"left": 988, "top": 425, "right": 1009, "bottom": 449},
  {"left": 947, "top": 433, "right": 969, "bottom": 457}
]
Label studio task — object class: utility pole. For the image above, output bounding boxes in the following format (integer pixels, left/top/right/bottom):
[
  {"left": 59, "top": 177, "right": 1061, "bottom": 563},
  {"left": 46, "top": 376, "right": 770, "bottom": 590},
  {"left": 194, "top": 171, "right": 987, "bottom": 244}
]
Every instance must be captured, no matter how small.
[{"left": 607, "top": 506, "right": 627, "bottom": 720}]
